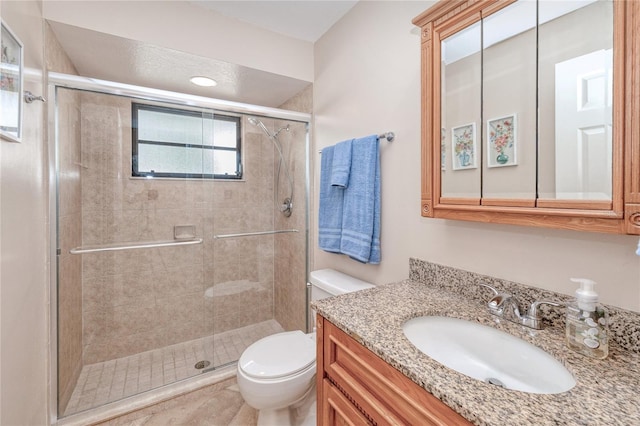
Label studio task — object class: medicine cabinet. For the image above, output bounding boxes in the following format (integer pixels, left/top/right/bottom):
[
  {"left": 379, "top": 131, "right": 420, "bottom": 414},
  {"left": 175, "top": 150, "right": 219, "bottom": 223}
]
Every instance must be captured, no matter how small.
[{"left": 413, "top": 0, "right": 640, "bottom": 234}]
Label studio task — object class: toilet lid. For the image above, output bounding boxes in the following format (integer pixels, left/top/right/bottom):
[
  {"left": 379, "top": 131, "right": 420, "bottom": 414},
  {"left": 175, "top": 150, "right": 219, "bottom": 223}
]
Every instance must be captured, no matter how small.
[{"left": 239, "top": 330, "right": 315, "bottom": 379}]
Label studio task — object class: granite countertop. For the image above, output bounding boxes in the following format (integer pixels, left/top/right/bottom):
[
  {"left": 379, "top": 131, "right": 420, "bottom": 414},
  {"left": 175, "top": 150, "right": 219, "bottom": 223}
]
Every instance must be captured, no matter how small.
[{"left": 312, "top": 280, "right": 640, "bottom": 425}]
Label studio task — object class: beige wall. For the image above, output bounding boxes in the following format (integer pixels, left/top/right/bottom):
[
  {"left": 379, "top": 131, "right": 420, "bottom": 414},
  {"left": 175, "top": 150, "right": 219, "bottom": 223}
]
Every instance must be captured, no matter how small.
[
  {"left": 0, "top": 1, "right": 49, "bottom": 425},
  {"left": 313, "top": 1, "right": 640, "bottom": 312}
]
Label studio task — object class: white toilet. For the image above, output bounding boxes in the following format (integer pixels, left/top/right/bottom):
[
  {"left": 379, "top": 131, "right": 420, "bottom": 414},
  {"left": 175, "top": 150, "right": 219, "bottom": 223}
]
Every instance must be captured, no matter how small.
[{"left": 237, "top": 269, "right": 374, "bottom": 426}]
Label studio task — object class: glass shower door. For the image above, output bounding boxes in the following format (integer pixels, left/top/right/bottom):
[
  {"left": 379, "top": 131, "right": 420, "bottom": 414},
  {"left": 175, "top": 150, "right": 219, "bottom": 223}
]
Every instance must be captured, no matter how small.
[
  {"left": 56, "top": 88, "right": 216, "bottom": 416},
  {"left": 208, "top": 115, "right": 282, "bottom": 367},
  {"left": 208, "top": 115, "right": 309, "bottom": 364},
  {"left": 55, "top": 83, "right": 310, "bottom": 419}
]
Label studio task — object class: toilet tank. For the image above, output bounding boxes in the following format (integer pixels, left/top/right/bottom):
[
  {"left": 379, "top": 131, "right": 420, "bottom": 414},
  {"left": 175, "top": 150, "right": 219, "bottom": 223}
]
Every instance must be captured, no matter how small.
[{"left": 309, "top": 269, "right": 375, "bottom": 301}]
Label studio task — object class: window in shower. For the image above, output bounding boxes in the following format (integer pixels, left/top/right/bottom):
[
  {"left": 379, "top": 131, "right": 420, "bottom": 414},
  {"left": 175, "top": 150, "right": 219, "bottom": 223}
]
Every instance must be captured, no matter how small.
[{"left": 132, "top": 103, "right": 242, "bottom": 179}]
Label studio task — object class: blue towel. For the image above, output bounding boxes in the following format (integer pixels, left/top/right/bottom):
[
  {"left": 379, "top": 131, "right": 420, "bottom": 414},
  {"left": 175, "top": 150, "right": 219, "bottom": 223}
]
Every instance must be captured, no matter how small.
[
  {"left": 318, "top": 145, "right": 343, "bottom": 253},
  {"left": 331, "top": 139, "right": 353, "bottom": 188},
  {"left": 340, "top": 135, "right": 381, "bottom": 264}
]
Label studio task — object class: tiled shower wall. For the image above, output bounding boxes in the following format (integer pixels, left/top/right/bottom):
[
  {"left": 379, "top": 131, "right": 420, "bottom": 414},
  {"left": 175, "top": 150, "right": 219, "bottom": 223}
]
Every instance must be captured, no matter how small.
[
  {"left": 274, "top": 85, "right": 313, "bottom": 332},
  {"left": 75, "top": 91, "right": 292, "bottom": 364}
]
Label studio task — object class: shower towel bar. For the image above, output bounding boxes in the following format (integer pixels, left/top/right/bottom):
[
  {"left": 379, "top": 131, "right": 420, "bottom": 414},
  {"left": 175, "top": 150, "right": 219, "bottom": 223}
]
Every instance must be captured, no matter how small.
[
  {"left": 213, "top": 229, "right": 299, "bottom": 239},
  {"left": 319, "top": 131, "right": 394, "bottom": 153},
  {"left": 69, "top": 238, "right": 203, "bottom": 254}
]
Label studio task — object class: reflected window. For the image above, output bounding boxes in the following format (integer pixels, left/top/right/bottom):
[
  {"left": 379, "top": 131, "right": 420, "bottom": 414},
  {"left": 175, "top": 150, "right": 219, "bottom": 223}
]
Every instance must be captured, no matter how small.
[{"left": 132, "top": 103, "right": 242, "bottom": 179}]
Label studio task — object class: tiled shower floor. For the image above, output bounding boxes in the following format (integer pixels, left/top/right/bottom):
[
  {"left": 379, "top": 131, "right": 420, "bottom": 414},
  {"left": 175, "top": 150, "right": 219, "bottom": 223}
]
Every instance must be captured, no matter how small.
[{"left": 64, "top": 319, "right": 284, "bottom": 416}]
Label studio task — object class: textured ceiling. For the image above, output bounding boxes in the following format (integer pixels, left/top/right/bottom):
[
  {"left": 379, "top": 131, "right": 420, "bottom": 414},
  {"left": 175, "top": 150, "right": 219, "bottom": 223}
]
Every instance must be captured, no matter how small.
[
  {"left": 190, "top": 0, "right": 358, "bottom": 42},
  {"left": 47, "top": 1, "right": 359, "bottom": 107},
  {"left": 48, "top": 21, "right": 311, "bottom": 108}
]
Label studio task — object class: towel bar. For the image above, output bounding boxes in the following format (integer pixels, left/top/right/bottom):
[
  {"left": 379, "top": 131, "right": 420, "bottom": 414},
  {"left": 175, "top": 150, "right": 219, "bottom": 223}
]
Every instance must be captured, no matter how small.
[
  {"left": 378, "top": 132, "right": 395, "bottom": 142},
  {"left": 319, "top": 132, "right": 394, "bottom": 153}
]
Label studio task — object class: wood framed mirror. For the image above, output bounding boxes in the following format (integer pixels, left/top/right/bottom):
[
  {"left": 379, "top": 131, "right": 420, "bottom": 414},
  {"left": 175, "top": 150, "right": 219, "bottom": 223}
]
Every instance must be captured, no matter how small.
[{"left": 413, "top": 0, "right": 640, "bottom": 234}]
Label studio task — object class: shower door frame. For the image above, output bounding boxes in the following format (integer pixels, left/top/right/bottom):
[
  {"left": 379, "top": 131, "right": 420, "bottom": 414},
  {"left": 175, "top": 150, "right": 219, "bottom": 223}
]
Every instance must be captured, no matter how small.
[{"left": 47, "top": 72, "right": 312, "bottom": 423}]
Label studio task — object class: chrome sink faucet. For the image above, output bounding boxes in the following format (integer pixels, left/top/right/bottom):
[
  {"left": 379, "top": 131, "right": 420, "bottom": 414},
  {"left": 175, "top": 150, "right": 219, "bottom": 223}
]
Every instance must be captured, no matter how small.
[{"left": 479, "top": 283, "right": 562, "bottom": 330}]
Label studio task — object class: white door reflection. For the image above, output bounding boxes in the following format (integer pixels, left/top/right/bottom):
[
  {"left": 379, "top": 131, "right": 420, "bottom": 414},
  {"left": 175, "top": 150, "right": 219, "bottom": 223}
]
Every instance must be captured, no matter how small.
[{"left": 555, "top": 49, "right": 612, "bottom": 200}]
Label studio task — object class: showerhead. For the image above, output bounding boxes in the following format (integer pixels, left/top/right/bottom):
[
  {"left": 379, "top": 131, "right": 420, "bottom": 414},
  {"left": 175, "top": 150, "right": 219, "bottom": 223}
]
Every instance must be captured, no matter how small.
[
  {"left": 248, "top": 117, "right": 273, "bottom": 138},
  {"left": 248, "top": 116, "right": 294, "bottom": 217}
]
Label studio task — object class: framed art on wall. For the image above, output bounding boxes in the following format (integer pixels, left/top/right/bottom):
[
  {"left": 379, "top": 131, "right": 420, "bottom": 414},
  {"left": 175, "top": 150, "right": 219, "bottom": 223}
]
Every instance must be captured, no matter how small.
[
  {"left": 1, "top": 21, "right": 24, "bottom": 143},
  {"left": 451, "top": 123, "right": 477, "bottom": 170},
  {"left": 487, "top": 114, "right": 517, "bottom": 168}
]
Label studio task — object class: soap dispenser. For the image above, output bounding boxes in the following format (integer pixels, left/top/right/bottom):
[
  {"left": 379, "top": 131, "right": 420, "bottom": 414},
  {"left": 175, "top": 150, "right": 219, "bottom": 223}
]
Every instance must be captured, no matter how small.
[{"left": 565, "top": 278, "right": 609, "bottom": 359}]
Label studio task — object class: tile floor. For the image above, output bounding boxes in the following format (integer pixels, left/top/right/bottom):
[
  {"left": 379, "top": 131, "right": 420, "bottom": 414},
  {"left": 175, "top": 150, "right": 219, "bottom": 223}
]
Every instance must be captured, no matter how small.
[
  {"left": 65, "top": 320, "right": 284, "bottom": 416},
  {"left": 95, "top": 378, "right": 257, "bottom": 426}
]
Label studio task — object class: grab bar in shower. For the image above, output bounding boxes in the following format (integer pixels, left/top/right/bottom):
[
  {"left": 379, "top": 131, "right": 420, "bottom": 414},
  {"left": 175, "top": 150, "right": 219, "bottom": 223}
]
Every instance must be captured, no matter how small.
[
  {"left": 213, "top": 229, "right": 299, "bottom": 239},
  {"left": 69, "top": 238, "right": 203, "bottom": 254}
]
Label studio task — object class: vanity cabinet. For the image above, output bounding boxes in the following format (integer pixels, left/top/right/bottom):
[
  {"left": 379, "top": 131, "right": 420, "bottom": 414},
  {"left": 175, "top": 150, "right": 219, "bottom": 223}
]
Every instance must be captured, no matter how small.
[
  {"left": 316, "top": 315, "right": 472, "bottom": 426},
  {"left": 413, "top": 0, "right": 640, "bottom": 234}
]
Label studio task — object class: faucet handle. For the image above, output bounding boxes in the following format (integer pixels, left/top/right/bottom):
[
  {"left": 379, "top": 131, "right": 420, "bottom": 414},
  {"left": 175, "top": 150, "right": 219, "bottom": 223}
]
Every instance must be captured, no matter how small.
[
  {"left": 479, "top": 283, "right": 509, "bottom": 314},
  {"left": 479, "top": 282, "right": 499, "bottom": 296},
  {"left": 528, "top": 300, "right": 563, "bottom": 319}
]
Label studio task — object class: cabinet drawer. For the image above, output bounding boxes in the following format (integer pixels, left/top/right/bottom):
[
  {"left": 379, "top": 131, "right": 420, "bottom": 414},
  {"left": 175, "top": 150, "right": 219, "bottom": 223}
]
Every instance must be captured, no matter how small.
[
  {"left": 323, "top": 379, "right": 373, "bottom": 426},
  {"left": 322, "top": 318, "right": 471, "bottom": 426}
]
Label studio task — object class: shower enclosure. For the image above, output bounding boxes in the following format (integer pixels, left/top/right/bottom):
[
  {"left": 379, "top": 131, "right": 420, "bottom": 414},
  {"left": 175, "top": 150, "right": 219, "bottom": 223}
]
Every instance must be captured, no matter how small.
[{"left": 50, "top": 74, "right": 310, "bottom": 418}]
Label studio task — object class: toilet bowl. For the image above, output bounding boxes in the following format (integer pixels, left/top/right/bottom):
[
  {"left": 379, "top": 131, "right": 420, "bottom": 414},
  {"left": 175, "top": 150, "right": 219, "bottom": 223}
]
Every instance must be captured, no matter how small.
[
  {"left": 236, "top": 269, "right": 374, "bottom": 426},
  {"left": 237, "top": 331, "right": 316, "bottom": 411}
]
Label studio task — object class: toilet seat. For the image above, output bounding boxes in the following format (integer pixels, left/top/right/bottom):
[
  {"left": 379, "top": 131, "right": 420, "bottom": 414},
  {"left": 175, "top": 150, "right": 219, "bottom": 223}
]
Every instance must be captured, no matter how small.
[{"left": 239, "top": 331, "right": 315, "bottom": 380}]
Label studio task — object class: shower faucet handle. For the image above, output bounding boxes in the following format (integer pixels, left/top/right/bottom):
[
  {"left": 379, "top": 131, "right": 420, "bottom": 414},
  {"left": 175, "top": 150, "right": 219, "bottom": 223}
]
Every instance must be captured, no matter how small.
[{"left": 280, "top": 198, "right": 293, "bottom": 216}]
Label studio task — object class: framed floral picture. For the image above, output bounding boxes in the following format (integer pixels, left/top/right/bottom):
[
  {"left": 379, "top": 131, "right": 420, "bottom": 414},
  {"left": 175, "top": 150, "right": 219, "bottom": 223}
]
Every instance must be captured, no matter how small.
[
  {"left": 1, "top": 21, "right": 24, "bottom": 143},
  {"left": 451, "top": 123, "right": 477, "bottom": 170},
  {"left": 487, "top": 114, "right": 517, "bottom": 168}
]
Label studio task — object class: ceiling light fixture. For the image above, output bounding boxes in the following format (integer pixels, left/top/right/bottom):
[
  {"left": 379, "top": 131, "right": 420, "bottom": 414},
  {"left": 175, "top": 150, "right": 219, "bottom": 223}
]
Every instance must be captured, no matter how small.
[{"left": 190, "top": 76, "right": 218, "bottom": 87}]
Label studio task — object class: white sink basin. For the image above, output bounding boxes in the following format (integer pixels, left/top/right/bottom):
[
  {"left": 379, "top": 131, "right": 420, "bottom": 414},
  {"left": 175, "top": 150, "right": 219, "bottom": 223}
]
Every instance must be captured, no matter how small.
[{"left": 402, "top": 316, "right": 576, "bottom": 394}]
